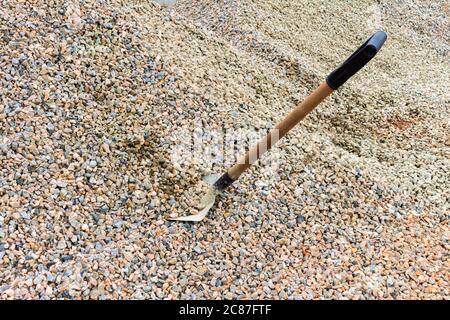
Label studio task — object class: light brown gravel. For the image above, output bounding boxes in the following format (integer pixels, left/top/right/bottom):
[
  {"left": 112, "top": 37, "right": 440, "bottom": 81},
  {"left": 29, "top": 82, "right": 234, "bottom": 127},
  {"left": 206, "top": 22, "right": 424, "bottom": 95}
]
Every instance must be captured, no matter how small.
[{"left": 0, "top": 0, "right": 448, "bottom": 299}]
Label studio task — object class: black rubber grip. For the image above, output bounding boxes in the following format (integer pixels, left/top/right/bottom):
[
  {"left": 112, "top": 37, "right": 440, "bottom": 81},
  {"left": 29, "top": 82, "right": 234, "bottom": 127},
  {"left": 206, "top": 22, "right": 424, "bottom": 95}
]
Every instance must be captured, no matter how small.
[{"left": 326, "top": 31, "right": 387, "bottom": 90}]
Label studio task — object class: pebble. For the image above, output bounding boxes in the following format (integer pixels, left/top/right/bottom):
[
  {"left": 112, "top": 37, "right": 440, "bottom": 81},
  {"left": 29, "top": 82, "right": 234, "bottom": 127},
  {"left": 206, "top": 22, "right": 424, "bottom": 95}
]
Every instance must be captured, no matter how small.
[
  {"left": 100, "top": 143, "right": 111, "bottom": 154},
  {"left": 47, "top": 123, "right": 55, "bottom": 134},
  {"left": 61, "top": 255, "right": 73, "bottom": 262},
  {"left": 255, "top": 180, "right": 269, "bottom": 188},
  {"left": 193, "top": 246, "right": 203, "bottom": 254},
  {"left": 103, "top": 22, "right": 113, "bottom": 29},
  {"left": 113, "top": 220, "right": 124, "bottom": 228},
  {"left": 56, "top": 241, "right": 66, "bottom": 250},
  {"left": 20, "top": 212, "right": 30, "bottom": 220},
  {"left": 387, "top": 277, "right": 395, "bottom": 287}
]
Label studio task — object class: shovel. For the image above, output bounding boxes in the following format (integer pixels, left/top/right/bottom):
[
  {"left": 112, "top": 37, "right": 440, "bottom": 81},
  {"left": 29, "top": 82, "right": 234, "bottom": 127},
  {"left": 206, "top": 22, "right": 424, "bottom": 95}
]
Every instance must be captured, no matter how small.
[{"left": 168, "top": 31, "right": 387, "bottom": 222}]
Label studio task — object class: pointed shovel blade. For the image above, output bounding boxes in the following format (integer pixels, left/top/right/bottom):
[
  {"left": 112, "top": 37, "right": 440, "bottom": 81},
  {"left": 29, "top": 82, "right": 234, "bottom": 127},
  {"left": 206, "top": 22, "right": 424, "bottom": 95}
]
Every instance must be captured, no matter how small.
[{"left": 166, "top": 187, "right": 217, "bottom": 222}]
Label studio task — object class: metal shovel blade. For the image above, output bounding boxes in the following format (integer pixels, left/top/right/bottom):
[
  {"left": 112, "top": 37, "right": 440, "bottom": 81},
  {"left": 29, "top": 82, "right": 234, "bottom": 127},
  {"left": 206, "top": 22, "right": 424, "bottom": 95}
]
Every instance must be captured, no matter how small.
[
  {"left": 166, "top": 174, "right": 220, "bottom": 222},
  {"left": 166, "top": 187, "right": 217, "bottom": 222}
]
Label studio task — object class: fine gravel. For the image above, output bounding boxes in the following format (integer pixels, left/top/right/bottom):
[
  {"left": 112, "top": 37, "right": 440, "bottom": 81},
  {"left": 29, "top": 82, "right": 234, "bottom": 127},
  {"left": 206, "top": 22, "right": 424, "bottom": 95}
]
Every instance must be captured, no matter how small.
[{"left": 0, "top": 0, "right": 448, "bottom": 299}]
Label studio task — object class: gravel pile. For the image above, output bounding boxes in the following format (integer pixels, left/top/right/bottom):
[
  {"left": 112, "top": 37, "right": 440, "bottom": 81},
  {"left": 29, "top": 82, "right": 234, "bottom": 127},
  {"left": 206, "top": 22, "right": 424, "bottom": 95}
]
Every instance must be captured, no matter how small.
[{"left": 0, "top": 0, "right": 448, "bottom": 299}]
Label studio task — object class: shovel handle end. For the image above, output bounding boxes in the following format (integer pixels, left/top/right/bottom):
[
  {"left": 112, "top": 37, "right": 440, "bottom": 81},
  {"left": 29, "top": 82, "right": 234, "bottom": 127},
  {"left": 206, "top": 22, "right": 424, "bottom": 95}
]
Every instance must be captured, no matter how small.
[{"left": 326, "top": 31, "right": 387, "bottom": 90}]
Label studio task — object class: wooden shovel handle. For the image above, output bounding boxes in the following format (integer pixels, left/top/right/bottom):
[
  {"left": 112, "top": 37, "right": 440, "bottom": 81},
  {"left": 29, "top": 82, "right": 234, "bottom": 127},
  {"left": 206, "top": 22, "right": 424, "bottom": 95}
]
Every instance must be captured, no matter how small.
[
  {"left": 212, "top": 32, "right": 387, "bottom": 190},
  {"left": 227, "top": 81, "right": 334, "bottom": 180}
]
